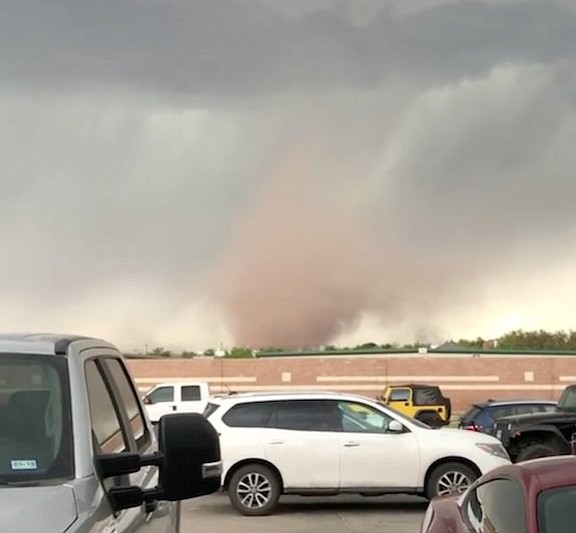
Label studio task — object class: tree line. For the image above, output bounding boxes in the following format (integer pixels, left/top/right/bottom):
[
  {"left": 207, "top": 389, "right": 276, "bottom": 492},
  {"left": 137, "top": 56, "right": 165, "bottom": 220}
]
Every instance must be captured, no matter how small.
[{"left": 141, "top": 329, "right": 576, "bottom": 358}]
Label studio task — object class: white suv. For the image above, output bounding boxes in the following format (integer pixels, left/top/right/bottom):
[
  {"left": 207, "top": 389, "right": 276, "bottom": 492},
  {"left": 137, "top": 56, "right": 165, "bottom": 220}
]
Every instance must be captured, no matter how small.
[{"left": 205, "top": 391, "right": 511, "bottom": 516}]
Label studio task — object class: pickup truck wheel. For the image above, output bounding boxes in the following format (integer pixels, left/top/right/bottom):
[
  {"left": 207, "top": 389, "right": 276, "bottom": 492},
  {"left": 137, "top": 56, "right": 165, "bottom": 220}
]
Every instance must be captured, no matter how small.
[
  {"left": 228, "top": 464, "right": 281, "bottom": 516},
  {"left": 426, "top": 462, "right": 477, "bottom": 499},
  {"left": 516, "top": 443, "right": 560, "bottom": 462}
]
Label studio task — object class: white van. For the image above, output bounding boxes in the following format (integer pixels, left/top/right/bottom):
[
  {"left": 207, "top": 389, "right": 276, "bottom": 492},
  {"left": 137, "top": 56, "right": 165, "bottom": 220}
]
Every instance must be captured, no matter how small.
[{"left": 142, "top": 381, "right": 211, "bottom": 423}]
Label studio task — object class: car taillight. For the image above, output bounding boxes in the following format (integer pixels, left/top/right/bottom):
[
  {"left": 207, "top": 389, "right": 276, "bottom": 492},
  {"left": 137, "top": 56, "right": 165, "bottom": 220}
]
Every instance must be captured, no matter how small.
[{"left": 464, "top": 423, "right": 480, "bottom": 432}]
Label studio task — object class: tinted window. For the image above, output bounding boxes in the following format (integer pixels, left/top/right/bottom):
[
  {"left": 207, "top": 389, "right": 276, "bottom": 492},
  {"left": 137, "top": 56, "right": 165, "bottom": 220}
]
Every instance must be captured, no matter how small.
[
  {"left": 338, "top": 401, "right": 393, "bottom": 433},
  {"left": 148, "top": 386, "right": 174, "bottom": 403},
  {"left": 270, "top": 400, "right": 340, "bottom": 432},
  {"left": 465, "top": 478, "right": 526, "bottom": 533},
  {"left": 413, "top": 388, "right": 442, "bottom": 405},
  {"left": 223, "top": 402, "right": 273, "bottom": 428},
  {"left": 85, "top": 360, "right": 127, "bottom": 454},
  {"left": 491, "top": 406, "right": 513, "bottom": 419},
  {"left": 537, "top": 404, "right": 558, "bottom": 413},
  {"left": 473, "top": 408, "right": 494, "bottom": 428},
  {"left": 0, "top": 354, "right": 73, "bottom": 482},
  {"left": 104, "top": 358, "right": 149, "bottom": 451},
  {"left": 558, "top": 387, "right": 576, "bottom": 410},
  {"left": 538, "top": 485, "right": 576, "bottom": 532},
  {"left": 182, "top": 385, "right": 201, "bottom": 402},
  {"left": 460, "top": 405, "right": 482, "bottom": 425},
  {"left": 389, "top": 389, "right": 410, "bottom": 402}
]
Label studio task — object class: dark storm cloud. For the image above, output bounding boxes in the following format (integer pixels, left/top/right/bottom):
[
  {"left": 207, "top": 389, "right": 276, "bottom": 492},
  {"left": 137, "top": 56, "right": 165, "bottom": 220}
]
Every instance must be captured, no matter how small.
[
  {"left": 1, "top": 0, "right": 576, "bottom": 349},
  {"left": 0, "top": 0, "right": 575, "bottom": 96}
]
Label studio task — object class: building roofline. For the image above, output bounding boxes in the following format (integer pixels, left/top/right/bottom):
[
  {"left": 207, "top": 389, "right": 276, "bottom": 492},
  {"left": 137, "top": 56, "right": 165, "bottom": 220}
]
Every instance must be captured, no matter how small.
[{"left": 256, "top": 347, "right": 576, "bottom": 358}]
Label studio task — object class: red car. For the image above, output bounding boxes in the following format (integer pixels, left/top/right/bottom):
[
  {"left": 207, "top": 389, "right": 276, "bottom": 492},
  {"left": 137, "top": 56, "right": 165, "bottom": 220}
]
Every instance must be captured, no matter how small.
[{"left": 421, "top": 456, "right": 576, "bottom": 532}]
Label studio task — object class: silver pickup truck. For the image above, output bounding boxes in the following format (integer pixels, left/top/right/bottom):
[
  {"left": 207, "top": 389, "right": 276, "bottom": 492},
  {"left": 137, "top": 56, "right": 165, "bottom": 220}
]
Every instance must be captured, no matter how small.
[{"left": 0, "top": 333, "right": 221, "bottom": 533}]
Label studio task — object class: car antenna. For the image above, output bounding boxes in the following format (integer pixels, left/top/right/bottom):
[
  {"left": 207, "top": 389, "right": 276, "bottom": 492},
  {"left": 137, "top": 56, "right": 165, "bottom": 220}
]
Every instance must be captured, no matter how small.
[{"left": 223, "top": 382, "right": 237, "bottom": 395}]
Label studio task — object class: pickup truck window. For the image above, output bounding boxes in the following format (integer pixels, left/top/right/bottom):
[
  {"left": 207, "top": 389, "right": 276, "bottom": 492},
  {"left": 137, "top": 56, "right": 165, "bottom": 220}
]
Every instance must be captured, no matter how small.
[
  {"left": 0, "top": 354, "right": 73, "bottom": 482},
  {"left": 148, "top": 386, "right": 174, "bottom": 403},
  {"left": 103, "top": 358, "right": 150, "bottom": 451},
  {"left": 85, "top": 360, "right": 128, "bottom": 454},
  {"left": 181, "top": 385, "right": 202, "bottom": 402}
]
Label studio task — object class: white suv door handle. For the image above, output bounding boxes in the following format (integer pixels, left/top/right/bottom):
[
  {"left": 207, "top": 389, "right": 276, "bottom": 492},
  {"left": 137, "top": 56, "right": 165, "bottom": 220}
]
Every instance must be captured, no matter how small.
[
  {"left": 266, "top": 440, "right": 284, "bottom": 445},
  {"left": 343, "top": 441, "right": 360, "bottom": 447}
]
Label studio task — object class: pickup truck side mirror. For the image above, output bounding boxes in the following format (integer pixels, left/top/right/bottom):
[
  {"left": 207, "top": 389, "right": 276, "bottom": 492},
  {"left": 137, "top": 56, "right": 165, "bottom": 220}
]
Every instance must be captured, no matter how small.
[
  {"left": 96, "top": 413, "right": 221, "bottom": 511},
  {"left": 158, "top": 412, "right": 221, "bottom": 500}
]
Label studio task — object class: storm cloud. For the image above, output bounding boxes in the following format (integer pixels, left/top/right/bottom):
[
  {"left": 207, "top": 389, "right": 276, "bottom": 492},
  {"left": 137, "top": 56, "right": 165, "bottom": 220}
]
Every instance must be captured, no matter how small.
[{"left": 1, "top": 0, "right": 576, "bottom": 350}]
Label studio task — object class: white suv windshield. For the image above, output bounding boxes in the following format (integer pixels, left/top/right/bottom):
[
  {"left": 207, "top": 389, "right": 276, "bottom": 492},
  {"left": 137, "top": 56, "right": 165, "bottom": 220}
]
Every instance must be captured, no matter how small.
[{"left": 0, "top": 354, "right": 73, "bottom": 484}]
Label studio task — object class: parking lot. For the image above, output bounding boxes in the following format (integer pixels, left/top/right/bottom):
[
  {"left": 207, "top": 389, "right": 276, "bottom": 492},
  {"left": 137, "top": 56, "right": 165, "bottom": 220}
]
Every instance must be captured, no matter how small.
[{"left": 181, "top": 492, "right": 426, "bottom": 533}]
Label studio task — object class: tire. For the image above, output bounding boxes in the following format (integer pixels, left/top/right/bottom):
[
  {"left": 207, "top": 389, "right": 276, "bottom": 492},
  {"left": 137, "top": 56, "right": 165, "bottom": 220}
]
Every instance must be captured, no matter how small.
[
  {"left": 426, "top": 462, "right": 478, "bottom": 500},
  {"left": 516, "top": 443, "right": 562, "bottom": 462},
  {"left": 416, "top": 411, "right": 444, "bottom": 428},
  {"left": 228, "top": 463, "right": 281, "bottom": 516}
]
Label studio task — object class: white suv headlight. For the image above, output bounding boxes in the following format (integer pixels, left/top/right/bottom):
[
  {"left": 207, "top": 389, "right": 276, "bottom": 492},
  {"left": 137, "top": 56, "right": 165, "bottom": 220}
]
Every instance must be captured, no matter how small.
[{"left": 475, "top": 442, "right": 509, "bottom": 460}]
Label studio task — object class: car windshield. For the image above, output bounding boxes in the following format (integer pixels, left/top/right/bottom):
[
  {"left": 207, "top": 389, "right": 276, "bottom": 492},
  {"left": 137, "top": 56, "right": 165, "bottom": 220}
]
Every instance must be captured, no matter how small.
[
  {"left": 538, "top": 485, "right": 576, "bottom": 532},
  {"left": 460, "top": 406, "right": 482, "bottom": 424},
  {"left": 557, "top": 387, "right": 576, "bottom": 411},
  {"left": 0, "top": 354, "right": 73, "bottom": 484}
]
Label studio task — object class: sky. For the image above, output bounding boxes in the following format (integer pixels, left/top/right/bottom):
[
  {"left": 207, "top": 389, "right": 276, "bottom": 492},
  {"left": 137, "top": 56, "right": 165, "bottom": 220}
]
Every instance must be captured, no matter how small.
[{"left": 1, "top": 0, "right": 576, "bottom": 352}]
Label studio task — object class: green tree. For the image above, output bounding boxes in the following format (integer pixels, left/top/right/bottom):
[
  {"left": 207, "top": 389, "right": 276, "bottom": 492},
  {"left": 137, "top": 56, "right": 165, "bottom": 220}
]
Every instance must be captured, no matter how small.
[
  {"left": 151, "top": 346, "right": 171, "bottom": 357},
  {"left": 354, "top": 342, "right": 379, "bottom": 350},
  {"left": 227, "top": 347, "right": 254, "bottom": 358},
  {"left": 456, "top": 337, "right": 485, "bottom": 349},
  {"left": 496, "top": 329, "right": 576, "bottom": 350}
]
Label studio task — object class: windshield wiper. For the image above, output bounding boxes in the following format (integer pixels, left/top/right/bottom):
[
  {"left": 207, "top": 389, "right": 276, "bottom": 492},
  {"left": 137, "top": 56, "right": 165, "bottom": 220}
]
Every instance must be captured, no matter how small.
[{"left": 0, "top": 480, "right": 41, "bottom": 487}]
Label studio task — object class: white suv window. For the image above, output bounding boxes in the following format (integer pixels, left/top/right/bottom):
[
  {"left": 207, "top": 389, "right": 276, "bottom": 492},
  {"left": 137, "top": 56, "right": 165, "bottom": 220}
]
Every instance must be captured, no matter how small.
[
  {"left": 338, "top": 401, "right": 393, "bottom": 433},
  {"left": 222, "top": 401, "right": 273, "bottom": 428},
  {"left": 268, "top": 400, "right": 340, "bottom": 432}
]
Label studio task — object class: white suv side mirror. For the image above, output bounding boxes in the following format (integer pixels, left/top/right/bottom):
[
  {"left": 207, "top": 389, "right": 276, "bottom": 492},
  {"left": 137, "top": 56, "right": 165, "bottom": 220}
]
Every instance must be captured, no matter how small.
[{"left": 388, "top": 420, "right": 404, "bottom": 433}]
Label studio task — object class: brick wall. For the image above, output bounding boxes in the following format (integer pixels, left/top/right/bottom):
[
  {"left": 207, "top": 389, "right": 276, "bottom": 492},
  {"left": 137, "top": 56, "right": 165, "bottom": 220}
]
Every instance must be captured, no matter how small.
[{"left": 127, "top": 354, "right": 576, "bottom": 412}]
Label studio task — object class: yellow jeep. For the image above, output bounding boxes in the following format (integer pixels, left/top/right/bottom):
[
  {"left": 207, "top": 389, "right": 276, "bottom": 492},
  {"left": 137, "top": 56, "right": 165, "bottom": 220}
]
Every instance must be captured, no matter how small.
[{"left": 378, "top": 384, "right": 451, "bottom": 427}]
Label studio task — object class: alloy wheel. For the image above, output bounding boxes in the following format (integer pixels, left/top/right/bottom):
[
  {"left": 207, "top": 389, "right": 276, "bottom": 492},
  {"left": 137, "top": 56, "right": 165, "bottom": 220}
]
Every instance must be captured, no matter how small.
[
  {"left": 236, "top": 472, "right": 273, "bottom": 509},
  {"left": 436, "top": 470, "right": 471, "bottom": 496}
]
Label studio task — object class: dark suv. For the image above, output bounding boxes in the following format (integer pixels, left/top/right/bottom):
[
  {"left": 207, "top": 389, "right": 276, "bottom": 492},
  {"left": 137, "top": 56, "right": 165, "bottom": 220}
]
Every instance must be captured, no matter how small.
[
  {"left": 493, "top": 385, "right": 576, "bottom": 462},
  {"left": 458, "top": 399, "right": 557, "bottom": 433}
]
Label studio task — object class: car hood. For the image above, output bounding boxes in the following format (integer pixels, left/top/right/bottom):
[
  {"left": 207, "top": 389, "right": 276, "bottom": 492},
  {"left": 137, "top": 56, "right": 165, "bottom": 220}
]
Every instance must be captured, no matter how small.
[
  {"left": 433, "top": 427, "right": 500, "bottom": 444},
  {"left": 0, "top": 484, "right": 77, "bottom": 532}
]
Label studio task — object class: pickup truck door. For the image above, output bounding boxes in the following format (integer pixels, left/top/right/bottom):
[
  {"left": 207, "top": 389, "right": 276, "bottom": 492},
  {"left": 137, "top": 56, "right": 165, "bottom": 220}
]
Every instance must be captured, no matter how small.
[
  {"left": 179, "top": 384, "right": 208, "bottom": 414},
  {"left": 144, "top": 385, "right": 177, "bottom": 422},
  {"left": 84, "top": 355, "right": 178, "bottom": 533}
]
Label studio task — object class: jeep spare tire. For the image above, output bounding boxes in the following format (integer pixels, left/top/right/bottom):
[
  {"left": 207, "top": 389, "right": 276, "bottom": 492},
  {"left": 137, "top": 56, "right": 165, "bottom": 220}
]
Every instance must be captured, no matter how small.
[{"left": 416, "top": 411, "right": 444, "bottom": 428}]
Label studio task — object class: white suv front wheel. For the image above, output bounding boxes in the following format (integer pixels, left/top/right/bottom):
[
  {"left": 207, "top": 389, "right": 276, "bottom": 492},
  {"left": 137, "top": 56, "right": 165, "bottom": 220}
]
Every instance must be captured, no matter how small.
[
  {"left": 228, "top": 463, "right": 281, "bottom": 516},
  {"left": 426, "top": 462, "right": 477, "bottom": 499}
]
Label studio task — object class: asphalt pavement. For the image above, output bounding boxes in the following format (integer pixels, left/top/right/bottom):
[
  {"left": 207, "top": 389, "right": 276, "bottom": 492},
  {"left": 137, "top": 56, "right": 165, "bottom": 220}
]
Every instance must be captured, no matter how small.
[{"left": 181, "top": 492, "right": 427, "bottom": 533}]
